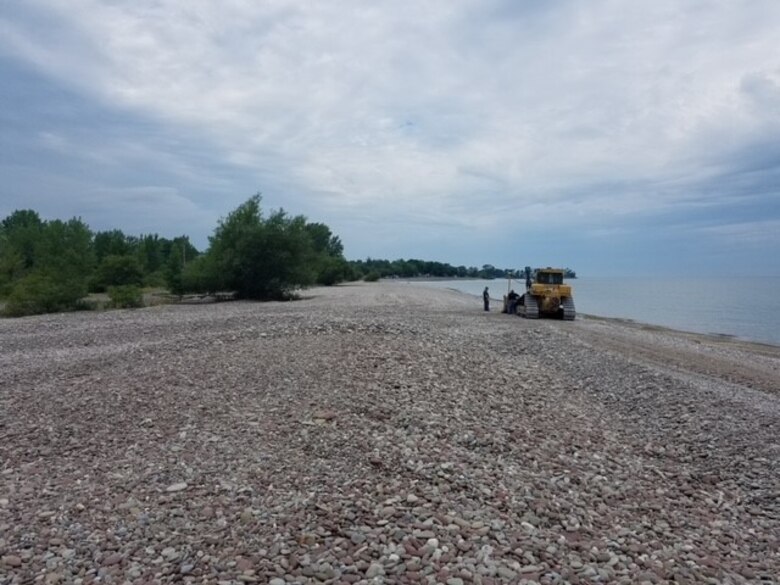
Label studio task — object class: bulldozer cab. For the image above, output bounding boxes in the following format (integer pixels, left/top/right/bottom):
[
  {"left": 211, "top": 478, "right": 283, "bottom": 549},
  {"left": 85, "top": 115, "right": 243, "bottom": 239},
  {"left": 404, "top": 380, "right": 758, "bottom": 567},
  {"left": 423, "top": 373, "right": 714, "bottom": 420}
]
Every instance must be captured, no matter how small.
[{"left": 535, "top": 269, "right": 564, "bottom": 285}]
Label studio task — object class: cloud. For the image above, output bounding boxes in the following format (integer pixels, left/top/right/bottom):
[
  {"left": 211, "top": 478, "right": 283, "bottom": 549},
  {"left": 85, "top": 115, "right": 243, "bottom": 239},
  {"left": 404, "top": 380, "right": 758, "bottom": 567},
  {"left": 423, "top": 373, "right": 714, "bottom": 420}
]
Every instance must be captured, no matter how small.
[
  {"left": 695, "top": 219, "right": 780, "bottom": 246},
  {"left": 1, "top": 0, "right": 780, "bottom": 271}
]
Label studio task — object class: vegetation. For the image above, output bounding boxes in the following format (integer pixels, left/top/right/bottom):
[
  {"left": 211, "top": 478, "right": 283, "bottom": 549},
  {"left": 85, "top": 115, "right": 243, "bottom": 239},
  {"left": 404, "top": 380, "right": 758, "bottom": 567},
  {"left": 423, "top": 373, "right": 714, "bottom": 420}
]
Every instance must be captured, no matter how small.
[
  {"left": 107, "top": 285, "right": 143, "bottom": 309},
  {"left": 180, "top": 195, "right": 350, "bottom": 300},
  {"left": 348, "top": 258, "right": 518, "bottom": 280},
  {"left": 0, "top": 197, "right": 576, "bottom": 317},
  {"left": 348, "top": 260, "right": 577, "bottom": 280},
  {"left": 0, "top": 209, "right": 196, "bottom": 317},
  {"left": 0, "top": 211, "right": 93, "bottom": 317}
]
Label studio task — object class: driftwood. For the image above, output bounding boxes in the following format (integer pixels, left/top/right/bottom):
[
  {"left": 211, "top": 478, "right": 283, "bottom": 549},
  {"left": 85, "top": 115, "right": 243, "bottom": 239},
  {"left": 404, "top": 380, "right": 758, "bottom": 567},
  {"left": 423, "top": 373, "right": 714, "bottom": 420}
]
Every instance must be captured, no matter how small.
[{"left": 176, "top": 291, "right": 238, "bottom": 304}]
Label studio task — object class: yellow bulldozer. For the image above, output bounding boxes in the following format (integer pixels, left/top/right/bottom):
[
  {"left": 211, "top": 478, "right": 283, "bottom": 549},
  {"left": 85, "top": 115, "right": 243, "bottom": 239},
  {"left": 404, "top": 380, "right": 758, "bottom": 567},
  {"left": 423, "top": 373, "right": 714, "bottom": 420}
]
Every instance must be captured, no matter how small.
[{"left": 519, "top": 267, "right": 575, "bottom": 320}]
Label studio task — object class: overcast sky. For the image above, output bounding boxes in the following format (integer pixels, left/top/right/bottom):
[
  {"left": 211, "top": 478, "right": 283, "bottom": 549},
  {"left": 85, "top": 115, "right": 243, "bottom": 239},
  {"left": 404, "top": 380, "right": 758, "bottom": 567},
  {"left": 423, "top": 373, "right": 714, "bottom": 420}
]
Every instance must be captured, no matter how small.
[{"left": 1, "top": 1, "right": 779, "bottom": 276}]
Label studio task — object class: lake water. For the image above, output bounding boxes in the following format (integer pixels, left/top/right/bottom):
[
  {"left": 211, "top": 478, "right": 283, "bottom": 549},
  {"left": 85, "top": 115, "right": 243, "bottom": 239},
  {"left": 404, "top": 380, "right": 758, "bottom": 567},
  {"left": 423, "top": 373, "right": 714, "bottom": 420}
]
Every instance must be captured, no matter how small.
[{"left": 410, "top": 276, "right": 780, "bottom": 346}]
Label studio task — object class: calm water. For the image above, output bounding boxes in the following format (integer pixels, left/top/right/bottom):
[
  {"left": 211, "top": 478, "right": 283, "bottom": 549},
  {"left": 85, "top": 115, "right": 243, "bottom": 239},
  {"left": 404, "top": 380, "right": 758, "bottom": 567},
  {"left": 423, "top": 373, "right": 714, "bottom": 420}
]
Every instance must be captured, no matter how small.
[{"left": 412, "top": 276, "right": 780, "bottom": 346}]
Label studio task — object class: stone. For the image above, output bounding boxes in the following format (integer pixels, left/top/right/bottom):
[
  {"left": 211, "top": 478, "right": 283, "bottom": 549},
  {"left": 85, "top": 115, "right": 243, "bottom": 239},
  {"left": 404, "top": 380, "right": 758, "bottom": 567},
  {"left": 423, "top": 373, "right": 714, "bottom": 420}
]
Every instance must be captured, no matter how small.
[
  {"left": 102, "top": 553, "right": 122, "bottom": 566},
  {"left": 161, "top": 547, "right": 179, "bottom": 561},
  {"left": 166, "top": 482, "right": 188, "bottom": 492},
  {"left": 312, "top": 410, "right": 337, "bottom": 421},
  {"left": 3, "top": 555, "right": 22, "bottom": 567},
  {"left": 497, "top": 567, "right": 517, "bottom": 580},
  {"left": 366, "top": 562, "right": 385, "bottom": 578}
]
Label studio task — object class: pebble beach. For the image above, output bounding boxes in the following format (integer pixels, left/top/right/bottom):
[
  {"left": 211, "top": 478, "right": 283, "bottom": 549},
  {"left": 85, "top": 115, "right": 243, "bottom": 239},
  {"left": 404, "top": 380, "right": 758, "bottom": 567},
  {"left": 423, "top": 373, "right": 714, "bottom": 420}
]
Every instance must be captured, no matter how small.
[{"left": 0, "top": 282, "right": 778, "bottom": 584}]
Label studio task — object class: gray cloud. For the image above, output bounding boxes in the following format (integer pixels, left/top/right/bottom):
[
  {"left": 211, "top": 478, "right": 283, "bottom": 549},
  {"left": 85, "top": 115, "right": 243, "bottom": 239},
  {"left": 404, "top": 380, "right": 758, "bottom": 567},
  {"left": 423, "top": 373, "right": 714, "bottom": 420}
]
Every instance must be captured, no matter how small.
[{"left": 1, "top": 0, "right": 779, "bottom": 271}]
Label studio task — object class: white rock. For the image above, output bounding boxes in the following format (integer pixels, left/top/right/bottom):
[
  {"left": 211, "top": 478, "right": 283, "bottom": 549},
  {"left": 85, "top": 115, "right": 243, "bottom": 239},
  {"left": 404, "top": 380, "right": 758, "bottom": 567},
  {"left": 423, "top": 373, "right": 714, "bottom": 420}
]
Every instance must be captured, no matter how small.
[{"left": 366, "top": 562, "right": 385, "bottom": 578}]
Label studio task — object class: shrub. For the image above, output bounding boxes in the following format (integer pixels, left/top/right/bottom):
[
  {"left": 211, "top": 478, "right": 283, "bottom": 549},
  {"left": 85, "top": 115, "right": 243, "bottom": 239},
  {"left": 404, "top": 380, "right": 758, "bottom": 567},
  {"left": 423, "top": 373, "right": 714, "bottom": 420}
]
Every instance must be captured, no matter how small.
[
  {"left": 203, "top": 196, "right": 317, "bottom": 299},
  {"left": 363, "top": 271, "right": 381, "bottom": 282},
  {"left": 316, "top": 257, "right": 352, "bottom": 286},
  {"left": 180, "top": 255, "right": 220, "bottom": 294},
  {"left": 92, "top": 255, "right": 143, "bottom": 291},
  {"left": 2, "top": 273, "right": 87, "bottom": 317},
  {"left": 108, "top": 285, "right": 143, "bottom": 309},
  {"left": 142, "top": 270, "right": 167, "bottom": 288}
]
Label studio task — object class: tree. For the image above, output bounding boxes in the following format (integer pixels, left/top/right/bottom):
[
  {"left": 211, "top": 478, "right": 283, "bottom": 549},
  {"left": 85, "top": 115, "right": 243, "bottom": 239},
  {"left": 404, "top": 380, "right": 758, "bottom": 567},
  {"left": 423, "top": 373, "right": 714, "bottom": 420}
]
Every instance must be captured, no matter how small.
[
  {"left": 0, "top": 210, "right": 45, "bottom": 294},
  {"left": 93, "top": 229, "right": 132, "bottom": 262},
  {"left": 165, "top": 236, "right": 199, "bottom": 295},
  {"left": 1, "top": 215, "right": 94, "bottom": 316},
  {"left": 197, "top": 195, "right": 318, "bottom": 299},
  {"left": 305, "top": 222, "right": 349, "bottom": 285},
  {"left": 94, "top": 255, "right": 144, "bottom": 290}
]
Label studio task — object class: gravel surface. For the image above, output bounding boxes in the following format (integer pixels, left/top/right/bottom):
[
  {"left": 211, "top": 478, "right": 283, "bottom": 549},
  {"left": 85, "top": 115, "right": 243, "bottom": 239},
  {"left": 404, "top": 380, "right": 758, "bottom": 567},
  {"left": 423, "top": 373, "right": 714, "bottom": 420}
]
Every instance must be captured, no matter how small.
[{"left": 1, "top": 282, "right": 778, "bottom": 585}]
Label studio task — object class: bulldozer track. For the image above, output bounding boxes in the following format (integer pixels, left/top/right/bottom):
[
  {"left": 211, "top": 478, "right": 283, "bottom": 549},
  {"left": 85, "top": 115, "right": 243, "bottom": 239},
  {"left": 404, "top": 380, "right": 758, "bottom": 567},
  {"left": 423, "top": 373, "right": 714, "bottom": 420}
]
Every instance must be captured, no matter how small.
[
  {"left": 522, "top": 294, "right": 539, "bottom": 319},
  {"left": 562, "top": 296, "right": 576, "bottom": 320}
]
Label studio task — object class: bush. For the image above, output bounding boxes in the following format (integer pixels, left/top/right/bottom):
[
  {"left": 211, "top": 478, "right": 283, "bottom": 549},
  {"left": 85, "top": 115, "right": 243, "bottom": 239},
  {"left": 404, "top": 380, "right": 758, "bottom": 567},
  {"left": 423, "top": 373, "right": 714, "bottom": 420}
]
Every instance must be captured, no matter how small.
[
  {"left": 363, "top": 271, "right": 381, "bottom": 282},
  {"left": 203, "top": 196, "right": 317, "bottom": 299},
  {"left": 2, "top": 273, "right": 87, "bottom": 317},
  {"left": 92, "top": 255, "right": 143, "bottom": 292},
  {"left": 142, "top": 270, "right": 167, "bottom": 288},
  {"left": 180, "top": 255, "right": 220, "bottom": 294},
  {"left": 316, "top": 257, "right": 352, "bottom": 286},
  {"left": 108, "top": 285, "right": 143, "bottom": 309}
]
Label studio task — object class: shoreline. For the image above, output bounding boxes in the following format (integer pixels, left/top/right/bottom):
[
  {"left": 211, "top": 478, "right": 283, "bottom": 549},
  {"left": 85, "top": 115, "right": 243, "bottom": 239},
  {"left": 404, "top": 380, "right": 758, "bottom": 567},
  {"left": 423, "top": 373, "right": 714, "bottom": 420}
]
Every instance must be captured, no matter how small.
[
  {"left": 425, "top": 281, "right": 780, "bottom": 350},
  {"left": 1, "top": 281, "right": 777, "bottom": 582}
]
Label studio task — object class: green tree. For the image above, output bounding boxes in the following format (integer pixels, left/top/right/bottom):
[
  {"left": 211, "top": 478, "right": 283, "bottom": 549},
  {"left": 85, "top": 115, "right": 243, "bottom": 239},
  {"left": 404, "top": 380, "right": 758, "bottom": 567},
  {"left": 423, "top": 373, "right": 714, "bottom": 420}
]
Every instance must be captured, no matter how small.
[
  {"left": 305, "top": 222, "right": 349, "bottom": 285},
  {"left": 0, "top": 210, "right": 45, "bottom": 294},
  {"left": 1, "top": 215, "right": 94, "bottom": 316},
  {"left": 165, "top": 236, "right": 199, "bottom": 295},
  {"left": 94, "top": 255, "right": 144, "bottom": 290},
  {"left": 93, "top": 229, "right": 132, "bottom": 262},
  {"left": 197, "top": 195, "right": 318, "bottom": 299}
]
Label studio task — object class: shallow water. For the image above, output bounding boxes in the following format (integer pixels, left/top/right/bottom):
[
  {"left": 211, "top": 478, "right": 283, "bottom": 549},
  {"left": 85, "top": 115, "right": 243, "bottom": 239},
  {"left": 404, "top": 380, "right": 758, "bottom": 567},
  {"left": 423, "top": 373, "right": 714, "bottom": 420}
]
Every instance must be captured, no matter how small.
[{"left": 411, "top": 276, "right": 780, "bottom": 346}]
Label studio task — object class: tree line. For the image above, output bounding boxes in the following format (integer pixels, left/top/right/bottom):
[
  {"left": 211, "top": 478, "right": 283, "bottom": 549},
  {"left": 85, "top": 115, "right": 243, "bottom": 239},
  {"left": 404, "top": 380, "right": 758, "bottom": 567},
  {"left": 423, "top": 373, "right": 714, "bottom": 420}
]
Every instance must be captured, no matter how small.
[
  {"left": 0, "top": 195, "right": 575, "bottom": 317},
  {"left": 0, "top": 209, "right": 199, "bottom": 316},
  {"left": 351, "top": 259, "right": 519, "bottom": 280},
  {"left": 0, "top": 196, "right": 356, "bottom": 316},
  {"left": 352, "top": 260, "right": 576, "bottom": 280}
]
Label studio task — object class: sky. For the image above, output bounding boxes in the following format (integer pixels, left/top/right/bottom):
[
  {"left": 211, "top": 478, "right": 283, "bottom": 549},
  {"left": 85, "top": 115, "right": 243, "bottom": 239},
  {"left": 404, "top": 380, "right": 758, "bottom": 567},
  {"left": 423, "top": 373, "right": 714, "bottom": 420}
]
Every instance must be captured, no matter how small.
[{"left": 1, "top": 0, "right": 779, "bottom": 276}]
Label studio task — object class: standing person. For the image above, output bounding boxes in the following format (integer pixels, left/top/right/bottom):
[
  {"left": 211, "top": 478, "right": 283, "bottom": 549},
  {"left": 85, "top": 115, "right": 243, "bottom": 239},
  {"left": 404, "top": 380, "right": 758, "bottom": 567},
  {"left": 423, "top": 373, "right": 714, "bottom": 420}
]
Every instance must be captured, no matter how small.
[
  {"left": 507, "top": 289, "right": 519, "bottom": 314},
  {"left": 483, "top": 286, "right": 490, "bottom": 311}
]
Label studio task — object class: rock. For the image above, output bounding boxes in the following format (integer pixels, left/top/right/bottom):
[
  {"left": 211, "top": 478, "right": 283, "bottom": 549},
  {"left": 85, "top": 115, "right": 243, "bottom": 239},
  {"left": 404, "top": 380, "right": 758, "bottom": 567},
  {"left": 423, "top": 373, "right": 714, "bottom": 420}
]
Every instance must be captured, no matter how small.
[
  {"left": 312, "top": 410, "right": 337, "bottom": 421},
  {"left": 3, "top": 555, "right": 22, "bottom": 567},
  {"left": 102, "top": 553, "right": 122, "bottom": 566},
  {"left": 161, "top": 547, "right": 179, "bottom": 561},
  {"left": 497, "top": 567, "right": 517, "bottom": 580},
  {"left": 269, "top": 579, "right": 286, "bottom": 585},
  {"left": 166, "top": 482, "right": 188, "bottom": 492},
  {"left": 236, "top": 558, "right": 253, "bottom": 571},
  {"left": 366, "top": 562, "right": 385, "bottom": 578}
]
